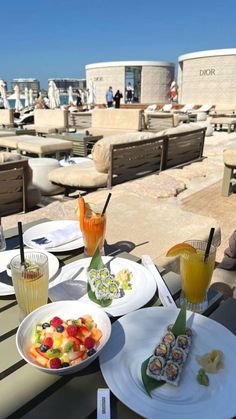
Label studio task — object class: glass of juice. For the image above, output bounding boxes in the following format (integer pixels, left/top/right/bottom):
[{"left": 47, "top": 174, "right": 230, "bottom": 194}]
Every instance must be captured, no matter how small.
[
  {"left": 82, "top": 204, "right": 106, "bottom": 257},
  {"left": 10, "top": 252, "right": 49, "bottom": 322},
  {"left": 180, "top": 240, "right": 216, "bottom": 313}
]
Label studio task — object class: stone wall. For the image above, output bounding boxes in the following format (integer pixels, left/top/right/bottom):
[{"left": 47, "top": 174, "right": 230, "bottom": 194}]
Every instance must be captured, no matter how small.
[
  {"left": 86, "top": 64, "right": 174, "bottom": 104},
  {"left": 86, "top": 67, "right": 125, "bottom": 105},
  {"left": 179, "top": 55, "right": 236, "bottom": 106},
  {"left": 141, "top": 66, "right": 174, "bottom": 103}
]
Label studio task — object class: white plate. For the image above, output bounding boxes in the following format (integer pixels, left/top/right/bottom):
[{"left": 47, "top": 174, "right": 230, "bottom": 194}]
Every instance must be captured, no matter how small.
[
  {"left": 99, "top": 307, "right": 236, "bottom": 419},
  {"left": 48, "top": 256, "right": 157, "bottom": 317},
  {"left": 0, "top": 249, "right": 60, "bottom": 296},
  {"left": 23, "top": 220, "right": 84, "bottom": 252}
]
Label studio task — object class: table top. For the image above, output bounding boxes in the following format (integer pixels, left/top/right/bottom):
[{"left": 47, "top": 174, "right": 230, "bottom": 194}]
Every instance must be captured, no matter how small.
[{"left": 1, "top": 219, "right": 234, "bottom": 419}]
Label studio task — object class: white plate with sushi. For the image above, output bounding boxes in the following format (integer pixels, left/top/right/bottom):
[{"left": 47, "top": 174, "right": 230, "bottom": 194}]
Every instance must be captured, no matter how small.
[
  {"left": 99, "top": 307, "right": 236, "bottom": 419},
  {"left": 48, "top": 256, "right": 157, "bottom": 317}
]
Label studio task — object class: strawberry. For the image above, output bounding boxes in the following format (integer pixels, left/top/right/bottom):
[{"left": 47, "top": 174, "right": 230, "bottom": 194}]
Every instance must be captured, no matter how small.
[
  {"left": 50, "top": 317, "right": 63, "bottom": 328},
  {"left": 67, "top": 325, "right": 78, "bottom": 337},
  {"left": 49, "top": 358, "right": 62, "bottom": 369},
  {"left": 84, "top": 336, "right": 95, "bottom": 349},
  {"left": 44, "top": 337, "right": 53, "bottom": 348}
]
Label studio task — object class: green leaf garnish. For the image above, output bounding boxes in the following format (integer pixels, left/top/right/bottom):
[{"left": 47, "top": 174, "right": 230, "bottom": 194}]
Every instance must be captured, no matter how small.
[
  {"left": 88, "top": 241, "right": 104, "bottom": 271},
  {"left": 141, "top": 304, "right": 187, "bottom": 396},
  {"left": 87, "top": 283, "right": 112, "bottom": 307}
]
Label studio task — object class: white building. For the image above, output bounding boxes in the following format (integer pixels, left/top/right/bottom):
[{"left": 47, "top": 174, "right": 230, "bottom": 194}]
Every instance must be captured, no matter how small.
[{"left": 86, "top": 61, "right": 175, "bottom": 104}]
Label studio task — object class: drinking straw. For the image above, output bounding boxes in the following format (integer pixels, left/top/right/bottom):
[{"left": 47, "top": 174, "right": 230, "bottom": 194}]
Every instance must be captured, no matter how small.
[
  {"left": 18, "top": 222, "right": 25, "bottom": 267},
  {"left": 101, "top": 193, "right": 112, "bottom": 215},
  {"left": 204, "top": 227, "right": 215, "bottom": 263}
]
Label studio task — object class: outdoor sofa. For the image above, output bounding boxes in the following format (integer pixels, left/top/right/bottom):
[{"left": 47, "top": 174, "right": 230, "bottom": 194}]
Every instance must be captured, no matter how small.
[
  {"left": 48, "top": 124, "right": 206, "bottom": 193},
  {"left": 0, "top": 109, "right": 14, "bottom": 128},
  {"left": 24, "top": 109, "right": 69, "bottom": 135},
  {"left": 0, "top": 152, "right": 41, "bottom": 216},
  {"left": 88, "top": 108, "right": 143, "bottom": 137}
]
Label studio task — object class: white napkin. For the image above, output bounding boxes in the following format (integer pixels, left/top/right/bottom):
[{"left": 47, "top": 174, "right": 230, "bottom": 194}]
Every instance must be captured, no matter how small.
[{"left": 31, "top": 223, "right": 82, "bottom": 249}]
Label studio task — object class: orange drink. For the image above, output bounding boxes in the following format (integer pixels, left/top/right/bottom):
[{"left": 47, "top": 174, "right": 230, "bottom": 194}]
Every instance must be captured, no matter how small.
[
  {"left": 180, "top": 240, "right": 216, "bottom": 312},
  {"left": 78, "top": 197, "right": 106, "bottom": 256}
]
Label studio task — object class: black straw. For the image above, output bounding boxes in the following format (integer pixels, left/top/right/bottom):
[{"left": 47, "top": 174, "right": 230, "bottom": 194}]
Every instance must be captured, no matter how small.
[
  {"left": 18, "top": 222, "right": 25, "bottom": 266},
  {"left": 101, "top": 193, "right": 112, "bottom": 215},
  {"left": 204, "top": 227, "right": 215, "bottom": 262}
]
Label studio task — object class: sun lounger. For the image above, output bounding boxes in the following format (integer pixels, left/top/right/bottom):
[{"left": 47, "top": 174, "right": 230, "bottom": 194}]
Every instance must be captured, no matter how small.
[{"left": 0, "top": 135, "right": 36, "bottom": 151}]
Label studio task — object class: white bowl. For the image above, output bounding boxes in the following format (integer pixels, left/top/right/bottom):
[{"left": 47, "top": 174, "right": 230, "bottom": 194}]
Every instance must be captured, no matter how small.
[{"left": 16, "top": 301, "right": 111, "bottom": 375}]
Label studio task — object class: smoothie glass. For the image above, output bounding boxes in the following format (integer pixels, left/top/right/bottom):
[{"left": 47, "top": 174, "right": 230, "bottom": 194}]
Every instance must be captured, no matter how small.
[
  {"left": 10, "top": 252, "right": 49, "bottom": 321},
  {"left": 180, "top": 240, "right": 216, "bottom": 313},
  {"left": 82, "top": 204, "right": 106, "bottom": 256}
]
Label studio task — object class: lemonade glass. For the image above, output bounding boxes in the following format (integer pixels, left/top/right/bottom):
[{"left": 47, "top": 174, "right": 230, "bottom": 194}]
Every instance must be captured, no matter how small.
[
  {"left": 10, "top": 252, "right": 49, "bottom": 321},
  {"left": 180, "top": 240, "right": 216, "bottom": 313},
  {"left": 82, "top": 204, "right": 106, "bottom": 256}
]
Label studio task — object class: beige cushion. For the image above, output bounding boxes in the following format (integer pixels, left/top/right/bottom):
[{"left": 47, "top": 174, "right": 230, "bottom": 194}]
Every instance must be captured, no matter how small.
[
  {"left": 18, "top": 137, "right": 73, "bottom": 154},
  {"left": 92, "top": 109, "right": 142, "bottom": 132},
  {"left": 162, "top": 123, "right": 202, "bottom": 136},
  {"left": 195, "top": 121, "right": 213, "bottom": 136},
  {"left": 48, "top": 160, "right": 108, "bottom": 188},
  {"left": 90, "top": 128, "right": 138, "bottom": 137},
  {"left": 0, "top": 152, "right": 23, "bottom": 163},
  {"left": 34, "top": 109, "right": 68, "bottom": 129},
  {"left": 92, "top": 131, "right": 162, "bottom": 173},
  {"left": 211, "top": 117, "right": 236, "bottom": 124},
  {"left": 196, "top": 112, "right": 207, "bottom": 121},
  {"left": 223, "top": 149, "right": 236, "bottom": 166},
  {"left": 0, "top": 109, "right": 14, "bottom": 125},
  {"left": 0, "top": 134, "right": 35, "bottom": 149}
]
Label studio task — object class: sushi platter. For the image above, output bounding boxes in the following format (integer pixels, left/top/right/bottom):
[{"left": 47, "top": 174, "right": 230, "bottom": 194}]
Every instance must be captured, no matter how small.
[{"left": 99, "top": 306, "right": 236, "bottom": 419}]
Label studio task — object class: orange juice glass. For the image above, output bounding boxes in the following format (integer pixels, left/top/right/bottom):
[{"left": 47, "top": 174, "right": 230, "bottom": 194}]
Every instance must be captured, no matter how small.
[
  {"left": 180, "top": 240, "right": 216, "bottom": 312},
  {"left": 82, "top": 205, "right": 106, "bottom": 256}
]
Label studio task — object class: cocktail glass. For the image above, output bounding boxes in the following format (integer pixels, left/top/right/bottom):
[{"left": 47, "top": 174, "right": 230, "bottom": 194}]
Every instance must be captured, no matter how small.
[
  {"left": 180, "top": 240, "right": 216, "bottom": 313},
  {"left": 10, "top": 252, "right": 49, "bottom": 321},
  {"left": 82, "top": 204, "right": 106, "bottom": 257}
]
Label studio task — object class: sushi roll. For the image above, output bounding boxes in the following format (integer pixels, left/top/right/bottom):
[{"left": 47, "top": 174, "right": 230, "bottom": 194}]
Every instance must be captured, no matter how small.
[
  {"left": 176, "top": 335, "right": 190, "bottom": 352},
  {"left": 167, "top": 324, "right": 174, "bottom": 332},
  {"left": 170, "top": 347, "right": 186, "bottom": 365},
  {"left": 185, "top": 327, "right": 193, "bottom": 340},
  {"left": 146, "top": 356, "right": 165, "bottom": 380},
  {"left": 107, "top": 281, "right": 121, "bottom": 299},
  {"left": 162, "top": 361, "right": 181, "bottom": 385},
  {"left": 103, "top": 276, "right": 113, "bottom": 286},
  {"left": 88, "top": 269, "right": 98, "bottom": 281},
  {"left": 99, "top": 268, "right": 110, "bottom": 280},
  {"left": 95, "top": 283, "right": 109, "bottom": 300},
  {"left": 162, "top": 332, "right": 176, "bottom": 347},
  {"left": 154, "top": 342, "right": 170, "bottom": 358}
]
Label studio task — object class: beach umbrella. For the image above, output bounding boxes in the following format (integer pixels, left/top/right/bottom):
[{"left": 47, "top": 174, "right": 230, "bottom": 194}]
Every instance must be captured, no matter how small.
[
  {"left": 24, "top": 87, "right": 29, "bottom": 108},
  {"left": 0, "top": 79, "right": 9, "bottom": 108},
  {"left": 67, "top": 85, "right": 74, "bottom": 105},
  {"left": 29, "top": 88, "right": 33, "bottom": 106},
  {"left": 48, "top": 81, "right": 60, "bottom": 109},
  {"left": 14, "top": 85, "right": 23, "bottom": 111},
  {"left": 91, "top": 82, "right": 96, "bottom": 105}
]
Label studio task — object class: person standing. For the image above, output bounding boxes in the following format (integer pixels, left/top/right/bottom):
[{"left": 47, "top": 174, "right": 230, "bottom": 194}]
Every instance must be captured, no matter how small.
[
  {"left": 0, "top": 95, "right": 5, "bottom": 109},
  {"left": 126, "top": 82, "right": 133, "bottom": 104},
  {"left": 106, "top": 86, "right": 113, "bottom": 108},
  {"left": 113, "top": 90, "right": 123, "bottom": 108}
]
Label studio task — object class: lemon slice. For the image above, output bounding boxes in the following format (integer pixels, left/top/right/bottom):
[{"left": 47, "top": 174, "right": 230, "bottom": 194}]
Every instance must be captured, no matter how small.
[{"left": 166, "top": 242, "right": 196, "bottom": 257}]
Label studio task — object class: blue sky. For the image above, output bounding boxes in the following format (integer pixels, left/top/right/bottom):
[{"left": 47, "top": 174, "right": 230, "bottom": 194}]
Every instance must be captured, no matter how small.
[{"left": 1, "top": 0, "right": 236, "bottom": 89}]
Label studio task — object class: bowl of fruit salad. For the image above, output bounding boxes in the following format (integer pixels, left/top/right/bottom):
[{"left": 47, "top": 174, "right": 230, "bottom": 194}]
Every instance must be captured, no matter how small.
[{"left": 16, "top": 301, "right": 111, "bottom": 375}]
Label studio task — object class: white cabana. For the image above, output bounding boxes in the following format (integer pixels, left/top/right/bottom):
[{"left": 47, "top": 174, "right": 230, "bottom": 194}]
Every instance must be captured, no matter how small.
[
  {"left": 67, "top": 85, "right": 74, "bottom": 105},
  {"left": 0, "top": 80, "right": 9, "bottom": 108},
  {"left": 14, "top": 85, "right": 23, "bottom": 111},
  {"left": 29, "top": 88, "right": 33, "bottom": 106},
  {"left": 48, "top": 81, "right": 60, "bottom": 109},
  {"left": 24, "top": 87, "right": 29, "bottom": 108}
]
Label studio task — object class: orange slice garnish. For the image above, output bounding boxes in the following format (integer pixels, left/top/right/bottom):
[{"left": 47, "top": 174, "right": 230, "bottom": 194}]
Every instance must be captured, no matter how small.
[{"left": 166, "top": 242, "right": 196, "bottom": 257}]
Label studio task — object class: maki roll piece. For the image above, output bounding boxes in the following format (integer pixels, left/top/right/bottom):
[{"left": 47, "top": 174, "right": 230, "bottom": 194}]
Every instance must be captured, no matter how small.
[
  {"left": 176, "top": 335, "right": 190, "bottom": 352},
  {"left": 107, "top": 281, "right": 121, "bottom": 299},
  {"left": 170, "top": 347, "right": 186, "bottom": 365},
  {"left": 162, "top": 332, "right": 176, "bottom": 347},
  {"left": 88, "top": 269, "right": 98, "bottom": 281},
  {"left": 95, "top": 283, "right": 109, "bottom": 301},
  {"left": 162, "top": 361, "right": 181, "bottom": 386},
  {"left": 103, "top": 276, "right": 113, "bottom": 286},
  {"left": 154, "top": 342, "right": 170, "bottom": 359},
  {"left": 146, "top": 356, "right": 165, "bottom": 380},
  {"left": 167, "top": 324, "right": 174, "bottom": 332},
  {"left": 185, "top": 327, "right": 193, "bottom": 340},
  {"left": 99, "top": 268, "right": 110, "bottom": 280}
]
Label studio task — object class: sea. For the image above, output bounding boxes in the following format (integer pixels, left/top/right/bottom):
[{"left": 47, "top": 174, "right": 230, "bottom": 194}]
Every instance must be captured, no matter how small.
[{"left": 8, "top": 95, "right": 75, "bottom": 109}]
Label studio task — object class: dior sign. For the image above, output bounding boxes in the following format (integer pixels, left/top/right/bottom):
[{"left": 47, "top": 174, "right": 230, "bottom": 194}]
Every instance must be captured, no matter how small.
[{"left": 200, "top": 68, "right": 216, "bottom": 76}]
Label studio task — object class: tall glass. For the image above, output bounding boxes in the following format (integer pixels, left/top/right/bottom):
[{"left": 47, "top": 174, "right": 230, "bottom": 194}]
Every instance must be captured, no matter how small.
[
  {"left": 10, "top": 252, "right": 49, "bottom": 321},
  {"left": 180, "top": 240, "right": 216, "bottom": 313},
  {"left": 0, "top": 224, "right": 6, "bottom": 251},
  {"left": 82, "top": 204, "right": 106, "bottom": 256}
]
